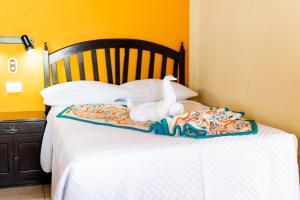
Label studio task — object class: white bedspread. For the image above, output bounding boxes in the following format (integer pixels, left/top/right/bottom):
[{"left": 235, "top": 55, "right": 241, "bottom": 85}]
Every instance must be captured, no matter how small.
[{"left": 41, "top": 101, "right": 300, "bottom": 200}]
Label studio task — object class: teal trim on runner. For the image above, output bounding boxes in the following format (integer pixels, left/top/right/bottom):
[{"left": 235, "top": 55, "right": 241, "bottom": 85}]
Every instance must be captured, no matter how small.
[{"left": 56, "top": 105, "right": 258, "bottom": 139}]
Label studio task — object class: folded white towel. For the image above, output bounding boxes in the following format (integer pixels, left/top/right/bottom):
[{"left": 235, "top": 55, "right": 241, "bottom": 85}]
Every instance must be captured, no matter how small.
[
  {"left": 169, "top": 102, "right": 184, "bottom": 116},
  {"left": 127, "top": 76, "right": 184, "bottom": 122}
]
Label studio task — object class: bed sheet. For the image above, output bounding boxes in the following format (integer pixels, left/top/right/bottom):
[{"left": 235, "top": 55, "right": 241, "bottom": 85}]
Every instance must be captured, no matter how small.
[{"left": 40, "top": 100, "right": 300, "bottom": 200}]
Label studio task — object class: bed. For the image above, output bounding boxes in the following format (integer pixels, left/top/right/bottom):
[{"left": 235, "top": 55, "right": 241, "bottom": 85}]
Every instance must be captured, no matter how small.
[{"left": 40, "top": 39, "right": 300, "bottom": 200}]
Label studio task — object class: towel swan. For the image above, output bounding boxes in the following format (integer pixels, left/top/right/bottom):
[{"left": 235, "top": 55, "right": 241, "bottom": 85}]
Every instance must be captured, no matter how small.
[{"left": 127, "top": 75, "right": 184, "bottom": 122}]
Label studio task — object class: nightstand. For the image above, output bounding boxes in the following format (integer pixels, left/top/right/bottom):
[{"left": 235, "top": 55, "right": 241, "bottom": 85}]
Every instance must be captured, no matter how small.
[{"left": 0, "top": 111, "right": 50, "bottom": 188}]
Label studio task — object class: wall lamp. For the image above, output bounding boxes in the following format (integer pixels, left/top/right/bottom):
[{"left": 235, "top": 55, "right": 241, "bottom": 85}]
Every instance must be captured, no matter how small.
[{"left": 0, "top": 35, "right": 34, "bottom": 51}]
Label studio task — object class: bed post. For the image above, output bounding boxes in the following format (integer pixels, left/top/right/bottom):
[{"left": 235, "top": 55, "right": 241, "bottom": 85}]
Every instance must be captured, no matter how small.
[
  {"left": 44, "top": 42, "right": 50, "bottom": 88},
  {"left": 179, "top": 42, "right": 185, "bottom": 85},
  {"left": 43, "top": 42, "right": 50, "bottom": 114}
]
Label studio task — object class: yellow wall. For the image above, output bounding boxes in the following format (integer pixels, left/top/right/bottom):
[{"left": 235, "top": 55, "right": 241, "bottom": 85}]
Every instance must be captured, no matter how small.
[
  {"left": 190, "top": 0, "right": 300, "bottom": 136},
  {"left": 0, "top": 0, "right": 189, "bottom": 112}
]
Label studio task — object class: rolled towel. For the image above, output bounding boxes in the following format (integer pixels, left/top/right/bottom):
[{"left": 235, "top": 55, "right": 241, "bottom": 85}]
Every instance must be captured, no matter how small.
[
  {"left": 169, "top": 102, "right": 184, "bottom": 116},
  {"left": 127, "top": 99, "right": 165, "bottom": 122}
]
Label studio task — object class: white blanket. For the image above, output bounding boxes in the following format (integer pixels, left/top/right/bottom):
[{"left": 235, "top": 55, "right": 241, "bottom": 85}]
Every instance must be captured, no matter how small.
[{"left": 40, "top": 101, "right": 300, "bottom": 200}]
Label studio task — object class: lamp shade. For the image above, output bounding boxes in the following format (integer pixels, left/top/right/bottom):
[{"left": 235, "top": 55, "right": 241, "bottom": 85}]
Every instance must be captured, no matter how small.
[{"left": 21, "top": 35, "right": 34, "bottom": 51}]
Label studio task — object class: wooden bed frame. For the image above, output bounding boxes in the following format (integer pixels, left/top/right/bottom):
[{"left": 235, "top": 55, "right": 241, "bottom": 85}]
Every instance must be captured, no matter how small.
[{"left": 43, "top": 38, "right": 185, "bottom": 112}]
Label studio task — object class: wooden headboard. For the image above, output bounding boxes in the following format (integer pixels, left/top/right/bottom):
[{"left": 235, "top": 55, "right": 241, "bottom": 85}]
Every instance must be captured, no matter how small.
[
  {"left": 43, "top": 38, "right": 185, "bottom": 87},
  {"left": 43, "top": 39, "right": 185, "bottom": 113}
]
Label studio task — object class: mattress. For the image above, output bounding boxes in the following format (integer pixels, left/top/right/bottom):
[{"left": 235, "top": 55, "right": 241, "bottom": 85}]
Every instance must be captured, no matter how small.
[{"left": 40, "top": 100, "right": 300, "bottom": 200}]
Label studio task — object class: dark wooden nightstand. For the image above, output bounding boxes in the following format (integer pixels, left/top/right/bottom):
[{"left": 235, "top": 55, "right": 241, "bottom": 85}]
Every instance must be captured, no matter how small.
[{"left": 0, "top": 111, "right": 50, "bottom": 188}]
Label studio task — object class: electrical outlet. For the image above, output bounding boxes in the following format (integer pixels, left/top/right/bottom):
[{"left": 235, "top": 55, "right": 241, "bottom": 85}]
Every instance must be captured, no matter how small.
[
  {"left": 6, "top": 81, "right": 22, "bottom": 93},
  {"left": 8, "top": 58, "right": 18, "bottom": 73}
]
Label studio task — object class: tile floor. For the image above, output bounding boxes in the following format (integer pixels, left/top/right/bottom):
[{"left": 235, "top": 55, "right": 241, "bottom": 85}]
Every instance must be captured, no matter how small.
[{"left": 0, "top": 184, "right": 50, "bottom": 200}]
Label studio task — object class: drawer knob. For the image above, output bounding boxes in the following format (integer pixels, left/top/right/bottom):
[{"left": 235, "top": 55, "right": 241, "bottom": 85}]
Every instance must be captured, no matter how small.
[
  {"left": 5, "top": 126, "right": 18, "bottom": 134},
  {"left": 14, "top": 156, "right": 20, "bottom": 160}
]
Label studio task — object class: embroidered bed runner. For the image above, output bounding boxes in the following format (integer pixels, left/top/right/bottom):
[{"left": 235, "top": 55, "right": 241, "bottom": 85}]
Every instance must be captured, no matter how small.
[{"left": 57, "top": 104, "right": 257, "bottom": 138}]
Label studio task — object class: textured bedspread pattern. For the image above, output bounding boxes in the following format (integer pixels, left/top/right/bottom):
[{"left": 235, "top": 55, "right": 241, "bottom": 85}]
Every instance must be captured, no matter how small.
[
  {"left": 57, "top": 104, "right": 257, "bottom": 138},
  {"left": 41, "top": 105, "right": 300, "bottom": 200}
]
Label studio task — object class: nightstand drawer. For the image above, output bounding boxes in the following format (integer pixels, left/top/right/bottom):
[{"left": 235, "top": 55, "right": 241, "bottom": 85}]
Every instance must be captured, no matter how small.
[
  {"left": 0, "top": 112, "right": 50, "bottom": 188},
  {"left": 0, "top": 121, "right": 46, "bottom": 135}
]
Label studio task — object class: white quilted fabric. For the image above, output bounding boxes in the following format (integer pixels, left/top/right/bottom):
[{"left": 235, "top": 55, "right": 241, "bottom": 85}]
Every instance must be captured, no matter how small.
[{"left": 40, "top": 101, "right": 300, "bottom": 200}]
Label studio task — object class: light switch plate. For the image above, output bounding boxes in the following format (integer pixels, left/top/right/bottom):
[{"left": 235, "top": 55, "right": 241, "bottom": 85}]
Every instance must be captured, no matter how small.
[{"left": 6, "top": 81, "right": 22, "bottom": 93}]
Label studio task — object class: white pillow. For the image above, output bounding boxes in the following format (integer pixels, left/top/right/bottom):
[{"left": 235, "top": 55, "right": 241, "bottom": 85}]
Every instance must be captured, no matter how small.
[
  {"left": 121, "top": 79, "right": 198, "bottom": 102},
  {"left": 41, "top": 81, "right": 130, "bottom": 106}
]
